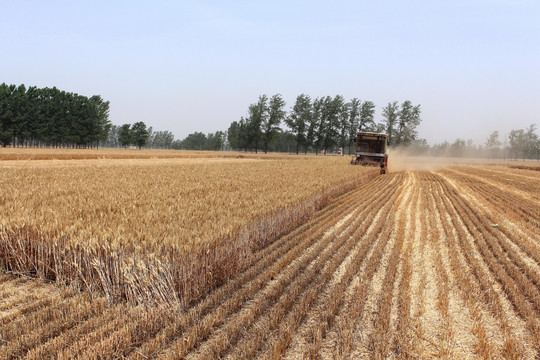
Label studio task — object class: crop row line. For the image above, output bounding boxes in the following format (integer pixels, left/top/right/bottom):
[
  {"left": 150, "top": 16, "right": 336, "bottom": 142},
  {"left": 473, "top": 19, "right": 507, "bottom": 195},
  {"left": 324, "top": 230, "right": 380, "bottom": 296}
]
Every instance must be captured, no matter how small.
[
  {"left": 434, "top": 172, "right": 537, "bottom": 356},
  {"left": 431, "top": 171, "right": 529, "bottom": 358},
  {"left": 294, "top": 173, "right": 411, "bottom": 359},
  {"left": 179, "top": 174, "right": 405, "bottom": 359},
  {"left": 316, "top": 174, "right": 408, "bottom": 358}
]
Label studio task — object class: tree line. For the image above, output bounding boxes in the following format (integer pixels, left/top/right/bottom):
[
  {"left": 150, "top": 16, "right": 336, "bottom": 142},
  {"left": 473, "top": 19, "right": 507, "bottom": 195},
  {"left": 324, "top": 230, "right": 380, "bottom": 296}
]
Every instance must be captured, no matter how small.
[
  {"left": 6, "top": 83, "right": 533, "bottom": 159},
  {"left": 102, "top": 124, "right": 174, "bottom": 149},
  {"left": 170, "top": 131, "right": 225, "bottom": 151},
  {"left": 101, "top": 125, "right": 226, "bottom": 151},
  {"left": 0, "top": 83, "right": 226, "bottom": 151},
  {"left": 0, "top": 83, "right": 110, "bottom": 148},
  {"left": 1, "top": 84, "right": 422, "bottom": 153},
  {"left": 227, "top": 94, "right": 422, "bottom": 154},
  {"left": 506, "top": 125, "right": 540, "bottom": 160},
  {"left": 101, "top": 122, "right": 151, "bottom": 150}
]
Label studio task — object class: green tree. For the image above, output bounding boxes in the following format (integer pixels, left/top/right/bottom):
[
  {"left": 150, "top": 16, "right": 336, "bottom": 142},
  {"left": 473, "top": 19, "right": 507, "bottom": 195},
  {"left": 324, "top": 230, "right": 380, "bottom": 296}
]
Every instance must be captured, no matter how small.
[
  {"left": 89, "top": 95, "right": 111, "bottom": 147},
  {"left": 337, "top": 101, "right": 350, "bottom": 155},
  {"left": 205, "top": 131, "right": 224, "bottom": 150},
  {"left": 22, "top": 86, "right": 40, "bottom": 146},
  {"left": 262, "top": 94, "right": 286, "bottom": 153},
  {"left": 346, "top": 98, "right": 360, "bottom": 155},
  {"left": 227, "top": 121, "right": 241, "bottom": 150},
  {"left": 269, "top": 131, "right": 295, "bottom": 152},
  {"left": 312, "top": 97, "right": 325, "bottom": 154},
  {"left": 171, "top": 139, "right": 182, "bottom": 150},
  {"left": 12, "top": 84, "right": 28, "bottom": 146},
  {"left": 0, "top": 83, "right": 16, "bottom": 146},
  {"left": 247, "top": 95, "right": 268, "bottom": 153},
  {"left": 381, "top": 101, "right": 399, "bottom": 145},
  {"left": 0, "top": 83, "right": 111, "bottom": 148},
  {"left": 181, "top": 132, "right": 207, "bottom": 150},
  {"left": 118, "top": 124, "right": 132, "bottom": 148},
  {"left": 286, "top": 94, "right": 311, "bottom": 154},
  {"left": 321, "top": 95, "right": 345, "bottom": 154},
  {"left": 238, "top": 118, "right": 251, "bottom": 151},
  {"left": 395, "top": 100, "right": 421, "bottom": 145},
  {"left": 131, "top": 121, "right": 149, "bottom": 149},
  {"left": 359, "top": 100, "right": 375, "bottom": 132}
]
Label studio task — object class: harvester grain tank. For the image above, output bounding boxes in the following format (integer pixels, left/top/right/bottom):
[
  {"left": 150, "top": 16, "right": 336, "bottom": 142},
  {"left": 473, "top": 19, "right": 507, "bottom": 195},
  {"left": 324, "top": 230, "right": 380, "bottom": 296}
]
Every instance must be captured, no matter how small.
[{"left": 350, "top": 132, "right": 388, "bottom": 174}]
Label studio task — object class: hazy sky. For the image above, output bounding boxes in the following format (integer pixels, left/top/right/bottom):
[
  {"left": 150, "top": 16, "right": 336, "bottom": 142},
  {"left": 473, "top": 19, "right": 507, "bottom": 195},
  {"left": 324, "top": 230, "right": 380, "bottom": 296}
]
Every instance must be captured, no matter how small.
[{"left": 2, "top": 0, "right": 539, "bottom": 144}]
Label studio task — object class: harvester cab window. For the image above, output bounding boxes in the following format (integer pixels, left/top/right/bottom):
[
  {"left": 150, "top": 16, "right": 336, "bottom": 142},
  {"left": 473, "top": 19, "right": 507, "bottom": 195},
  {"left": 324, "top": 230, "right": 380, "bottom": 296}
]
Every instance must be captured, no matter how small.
[
  {"left": 371, "top": 140, "right": 383, "bottom": 153},
  {"left": 358, "top": 143, "right": 369, "bottom": 152},
  {"left": 359, "top": 140, "right": 382, "bottom": 153}
]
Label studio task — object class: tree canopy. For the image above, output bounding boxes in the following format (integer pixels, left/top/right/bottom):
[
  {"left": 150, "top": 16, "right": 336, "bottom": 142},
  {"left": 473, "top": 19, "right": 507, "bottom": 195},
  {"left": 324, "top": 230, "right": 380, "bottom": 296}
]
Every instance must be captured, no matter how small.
[
  {"left": 1, "top": 84, "right": 436, "bottom": 155},
  {"left": 227, "top": 93, "right": 421, "bottom": 155},
  {"left": 171, "top": 131, "right": 225, "bottom": 151},
  {"left": 0, "top": 83, "right": 110, "bottom": 147}
]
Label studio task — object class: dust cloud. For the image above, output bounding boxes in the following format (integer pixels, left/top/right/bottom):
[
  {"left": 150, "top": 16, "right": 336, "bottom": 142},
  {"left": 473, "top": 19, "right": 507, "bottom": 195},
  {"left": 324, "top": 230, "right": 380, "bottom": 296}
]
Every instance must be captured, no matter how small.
[{"left": 387, "top": 147, "right": 498, "bottom": 172}]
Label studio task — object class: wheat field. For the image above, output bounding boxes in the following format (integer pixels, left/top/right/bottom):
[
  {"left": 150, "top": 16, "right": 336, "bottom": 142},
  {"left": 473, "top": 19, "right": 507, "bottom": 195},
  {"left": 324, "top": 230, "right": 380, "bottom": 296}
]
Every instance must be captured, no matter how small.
[
  {"left": 0, "top": 151, "right": 376, "bottom": 304},
  {"left": 1, "top": 149, "right": 540, "bottom": 358}
]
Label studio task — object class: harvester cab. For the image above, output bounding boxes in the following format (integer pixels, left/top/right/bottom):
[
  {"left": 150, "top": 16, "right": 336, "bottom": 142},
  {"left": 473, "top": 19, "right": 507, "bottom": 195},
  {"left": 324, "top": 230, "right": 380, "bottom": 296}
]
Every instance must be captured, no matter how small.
[{"left": 350, "top": 132, "right": 388, "bottom": 174}]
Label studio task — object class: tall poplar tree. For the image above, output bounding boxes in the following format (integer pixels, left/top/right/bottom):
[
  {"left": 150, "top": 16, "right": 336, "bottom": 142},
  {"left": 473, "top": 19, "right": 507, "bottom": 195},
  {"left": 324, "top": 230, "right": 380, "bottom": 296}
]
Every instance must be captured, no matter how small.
[
  {"left": 381, "top": 101, "right": 399, "bottom": 145},
  {"left": 262, "top": 94, "right": 286, "bottom": 153},
  {"left": 286, "top": 94, "right": 311, "bottom": 154},
  {"left": 346, "top": 98, "right": 361, "bottom": 155},
  {"left": 118, "top": 124, "right": 132, "bottom": 148},
  {"left": 396, "top": 100, "right": 421, "bottom": 145},
  {"left": 359, "top": 101, "right": 375, "bottom": 131},
  {"left": 247, "top": 95, "right": 268, "bottom": 153}
]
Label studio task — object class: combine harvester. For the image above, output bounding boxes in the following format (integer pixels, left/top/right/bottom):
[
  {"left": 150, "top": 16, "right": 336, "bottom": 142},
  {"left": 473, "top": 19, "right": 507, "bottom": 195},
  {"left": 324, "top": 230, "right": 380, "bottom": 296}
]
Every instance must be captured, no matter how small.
[{"left": 350, "top": 132, "right": 388, "bottom": 174}]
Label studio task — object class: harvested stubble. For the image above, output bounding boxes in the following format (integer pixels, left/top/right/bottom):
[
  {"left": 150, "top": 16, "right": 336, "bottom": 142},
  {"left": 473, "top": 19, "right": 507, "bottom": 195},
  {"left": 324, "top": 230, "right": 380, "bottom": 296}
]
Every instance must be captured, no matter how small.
[
  {"left": 281, "top": 173, "right": 405, "bottom": 359},
  {"left": 424, "top": 171, "right": 521, "bottom": 358},
  {"left": 1, "top": 165, "right": 540, "bottom": 359},
  {"left": 0, "top": 154, "right": 376, "bottom": 305}
]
